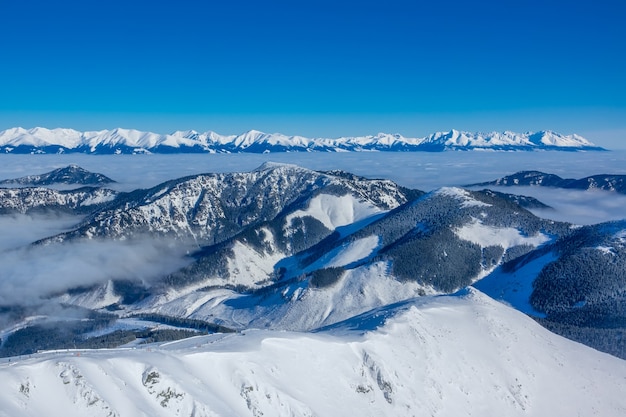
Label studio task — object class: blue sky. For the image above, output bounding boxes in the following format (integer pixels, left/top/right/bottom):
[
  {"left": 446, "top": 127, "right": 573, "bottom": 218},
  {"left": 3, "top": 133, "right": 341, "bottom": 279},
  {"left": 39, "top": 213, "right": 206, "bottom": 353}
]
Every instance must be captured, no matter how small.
[{"left": 1, "top": 0, "right": 625, "bottom": 147}]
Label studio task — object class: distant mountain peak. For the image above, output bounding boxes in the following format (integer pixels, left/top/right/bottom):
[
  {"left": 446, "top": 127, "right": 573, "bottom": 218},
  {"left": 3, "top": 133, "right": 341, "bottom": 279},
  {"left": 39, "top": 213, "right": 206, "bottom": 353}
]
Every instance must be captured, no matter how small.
[
  {"left": 468, "top": 170, "right": 626, "bottom": 194},
  {"left": 0, "top": 127, "right": 606, "bottom": 154},
  {"left": 0, "top": 165, "right": 115, "bottom": 186}
]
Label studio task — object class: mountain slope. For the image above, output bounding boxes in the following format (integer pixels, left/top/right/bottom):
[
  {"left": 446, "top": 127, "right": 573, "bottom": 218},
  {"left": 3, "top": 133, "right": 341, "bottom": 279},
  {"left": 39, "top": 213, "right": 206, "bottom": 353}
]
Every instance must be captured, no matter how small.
[
  {"left": 0, "top": 127, "right": 604, "bottom": 153},
  {"left": 476, "top": 219, "right": 626, "bottom": 358},
  {"left": 1, "top": 289, "right": 625, "bottom": 417},
  {"left": 290, "top": 187, "right": 567, "bottom": 291}
]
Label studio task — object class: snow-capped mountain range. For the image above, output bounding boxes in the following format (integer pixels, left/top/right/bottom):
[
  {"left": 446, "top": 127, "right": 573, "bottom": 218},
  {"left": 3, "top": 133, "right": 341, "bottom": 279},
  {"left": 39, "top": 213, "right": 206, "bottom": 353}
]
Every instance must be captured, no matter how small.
[{"left": 0, "top": 127, "right": 604, "bottom": 154}]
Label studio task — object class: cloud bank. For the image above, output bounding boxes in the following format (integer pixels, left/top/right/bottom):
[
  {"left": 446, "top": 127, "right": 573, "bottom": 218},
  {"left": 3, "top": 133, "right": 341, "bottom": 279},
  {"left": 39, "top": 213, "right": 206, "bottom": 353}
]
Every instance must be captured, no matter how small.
[{"left": 0, "top": 237, "right": 193, "bottom": 306}]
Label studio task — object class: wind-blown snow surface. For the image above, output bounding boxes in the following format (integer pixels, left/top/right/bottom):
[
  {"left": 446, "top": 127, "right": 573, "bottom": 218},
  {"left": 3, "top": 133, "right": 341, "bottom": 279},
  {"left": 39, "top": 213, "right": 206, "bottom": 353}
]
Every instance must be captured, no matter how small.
[{"left": 2, "top": 289, "right": 625, "bottom": 417}]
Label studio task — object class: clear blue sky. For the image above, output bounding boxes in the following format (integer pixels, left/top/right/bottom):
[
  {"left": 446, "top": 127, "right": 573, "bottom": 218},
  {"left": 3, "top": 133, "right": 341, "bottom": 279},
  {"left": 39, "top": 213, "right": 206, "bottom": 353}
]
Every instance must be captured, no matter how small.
[{"left": 1, "top": 0, "right": 625, "bottom": 147}]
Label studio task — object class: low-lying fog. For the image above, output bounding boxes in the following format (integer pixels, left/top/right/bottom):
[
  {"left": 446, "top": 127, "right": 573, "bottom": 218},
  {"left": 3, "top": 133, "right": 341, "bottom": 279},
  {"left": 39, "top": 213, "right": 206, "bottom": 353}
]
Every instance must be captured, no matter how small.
[
  {"left": 0, "top": 237, "right": 193, "bottom": 306},
  {"left": 0, "top": 213, "right": 82, "bottom": 251}
]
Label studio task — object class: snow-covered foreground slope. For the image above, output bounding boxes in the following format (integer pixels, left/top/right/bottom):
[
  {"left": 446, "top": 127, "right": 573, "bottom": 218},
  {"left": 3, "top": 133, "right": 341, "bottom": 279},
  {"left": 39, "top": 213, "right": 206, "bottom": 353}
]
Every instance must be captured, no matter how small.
[{"left": 2, "top": 289, "right": 625, "bottom": 417}]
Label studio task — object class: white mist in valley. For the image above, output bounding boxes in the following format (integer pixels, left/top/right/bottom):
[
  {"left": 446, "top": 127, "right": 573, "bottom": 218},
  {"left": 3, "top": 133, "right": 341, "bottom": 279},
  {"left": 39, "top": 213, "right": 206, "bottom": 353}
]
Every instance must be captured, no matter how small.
[
  {"left": 0, "top": 213, "right": 82, "bottom": 251},
  {"left": 0, "top": 237, "right": 194, "bottom": 306}
]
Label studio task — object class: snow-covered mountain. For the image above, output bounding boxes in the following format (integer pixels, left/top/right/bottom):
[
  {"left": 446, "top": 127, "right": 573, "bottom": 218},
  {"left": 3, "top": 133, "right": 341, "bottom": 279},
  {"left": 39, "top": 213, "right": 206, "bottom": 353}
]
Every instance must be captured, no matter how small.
[
  {"left": 0, "top": 127, "right": 605, "bottom": 154},
  {"left": 476, "top": 219, "right": 626, "bottom": 357},
  {"left": 2, "top": 289, "right": 626, "bottom": 417},
  {"left": 5, "top": 165, "right": 625, "bottom": 355},
  {"left": 0, "top": 164, "right": 115, "bottom": 187},
  {"left": 469, "top": 170, "right": 626, "bottom": 193},
  {"left": 418, "top": 129, "right": 603, "bottom": 151},
  {"left": 37, "top": 163, "right": 418, "bottom": 245},
  {"left": 0, "top": 187, "right": 119, "bottom": 215},
  {"left": 7, "top": 171, "right": 576, "bottom": 338}
]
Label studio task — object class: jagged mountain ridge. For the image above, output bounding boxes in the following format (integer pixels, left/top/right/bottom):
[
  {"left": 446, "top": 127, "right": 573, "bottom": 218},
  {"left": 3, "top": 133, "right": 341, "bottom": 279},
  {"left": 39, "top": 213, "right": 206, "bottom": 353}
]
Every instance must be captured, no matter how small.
[
  {"left": 0, "top": 127, "right": 604, "bottom": 154},
  {"left": 0, "top": 164, "right": 115, "bottom": 187},
  {"left": 38, "top": 163, "right": 418, "bottom": 246},
  {"left": 0, "top": 186, "right": 119, "bottom": 215},
  {"left": 469, "top": 170, "right": 626, "bottom": 193}
]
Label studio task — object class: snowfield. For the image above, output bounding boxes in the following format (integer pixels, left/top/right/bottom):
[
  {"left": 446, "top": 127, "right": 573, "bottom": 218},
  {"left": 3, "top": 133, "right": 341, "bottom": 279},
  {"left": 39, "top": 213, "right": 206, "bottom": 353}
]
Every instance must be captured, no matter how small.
[
  {"left": 285, "top": 193, "right": 382, "bottom": 231},
  {"left": 1, "top": 289, "right": 625, "bottom": 417},
  {"left": 307, "top": 235, "right": 381, "bottom": 270},
  {"left": 455, "top": 218, "right": 550, "bottom": 249},
  {"left": 2, "top": 154, "right": 626, "bottom": 416}
]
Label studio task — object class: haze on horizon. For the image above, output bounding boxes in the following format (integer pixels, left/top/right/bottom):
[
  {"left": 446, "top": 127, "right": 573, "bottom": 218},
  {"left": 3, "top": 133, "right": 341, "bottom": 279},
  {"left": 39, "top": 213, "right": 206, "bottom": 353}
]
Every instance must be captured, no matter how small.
[{"left": 0, "top": 0, "right": 625, "bottom": 148}]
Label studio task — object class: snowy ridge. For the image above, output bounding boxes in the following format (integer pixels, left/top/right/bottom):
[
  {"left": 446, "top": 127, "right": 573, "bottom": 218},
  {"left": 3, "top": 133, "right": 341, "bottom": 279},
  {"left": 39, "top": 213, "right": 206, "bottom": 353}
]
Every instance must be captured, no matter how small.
[
  {"left": 0, "top": 127, "right": 604, "bottom": 154},
  {"left": 2, "top": 289, "right": 626, "bottom": 417},
  {"left": 2, "top": 163, "right": 626, "bottom": 414},
  {"left": 39, "top": 164, "right": 411, "bottom": 244},
  {"left": 420, "top": 129, "right": 600, "bottom": 150}
]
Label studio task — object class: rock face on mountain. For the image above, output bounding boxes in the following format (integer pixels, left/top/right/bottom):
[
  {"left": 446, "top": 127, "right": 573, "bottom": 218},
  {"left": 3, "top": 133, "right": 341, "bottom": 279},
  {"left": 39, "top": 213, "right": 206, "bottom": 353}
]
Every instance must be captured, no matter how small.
[
  {"left": 470, "top": 170, "right": 626, "bottom": 194},
  {"left": 0, "top": 164, "right": 115, "bottom": 186},
  {"left": 0, "top": 127, "right": 605, "bottom": 154}
]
